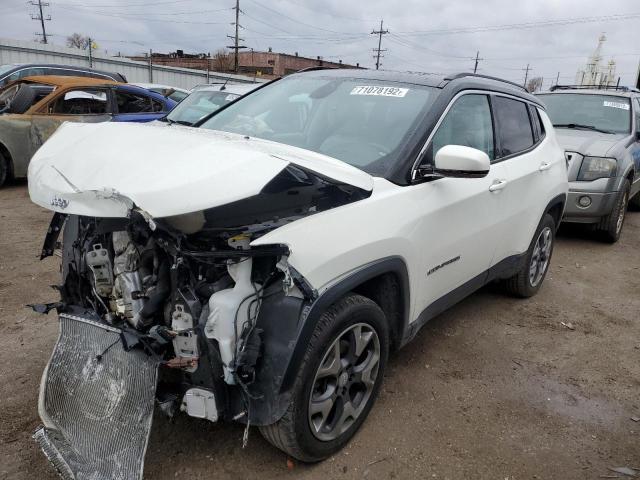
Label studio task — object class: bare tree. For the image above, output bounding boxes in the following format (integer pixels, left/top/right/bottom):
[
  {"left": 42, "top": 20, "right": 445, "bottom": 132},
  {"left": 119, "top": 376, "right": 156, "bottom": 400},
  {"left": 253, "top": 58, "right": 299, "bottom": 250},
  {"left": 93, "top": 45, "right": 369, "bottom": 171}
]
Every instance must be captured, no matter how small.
[
  {"left": 66, "top": 33, "right": 91, "bottom": 50},
  {"left": 526, "top": 76, "right": 543, "bottom": 93},
  {"left": 211, "top": 49, "right": 233, "bottom": 72}
]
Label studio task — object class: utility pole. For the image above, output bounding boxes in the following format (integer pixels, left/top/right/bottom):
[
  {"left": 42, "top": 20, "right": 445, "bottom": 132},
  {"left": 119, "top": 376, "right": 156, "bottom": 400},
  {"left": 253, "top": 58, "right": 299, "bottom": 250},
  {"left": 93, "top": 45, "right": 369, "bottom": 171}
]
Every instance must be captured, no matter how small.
[
  {"left": 88, "top": 38, "right": 93, "bottom": 67},
  {"left": 523, "top": 63, "right": 531, "bottom": 87},
  {"left": 226, "top": 0, "right": 246, "bottom": 73},
  {"left": 371, "top": 19, "right": 389, "bottom": 70},
  {"left": 29, "top": 0, "right": 50, "bottom": 44},
  {"left": 473, "top": 51, "right": 483, "bottom": 74},
  {"left": 555, "top": 71, "right": 560, "bottom": 86}
]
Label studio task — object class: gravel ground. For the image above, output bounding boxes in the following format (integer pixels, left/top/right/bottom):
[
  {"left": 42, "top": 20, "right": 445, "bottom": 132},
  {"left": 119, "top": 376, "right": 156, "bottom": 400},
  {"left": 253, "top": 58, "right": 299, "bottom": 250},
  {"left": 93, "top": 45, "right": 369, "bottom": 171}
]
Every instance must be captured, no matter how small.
[{"left": 0, "top": 180, "right": 638, "bottom": 480}]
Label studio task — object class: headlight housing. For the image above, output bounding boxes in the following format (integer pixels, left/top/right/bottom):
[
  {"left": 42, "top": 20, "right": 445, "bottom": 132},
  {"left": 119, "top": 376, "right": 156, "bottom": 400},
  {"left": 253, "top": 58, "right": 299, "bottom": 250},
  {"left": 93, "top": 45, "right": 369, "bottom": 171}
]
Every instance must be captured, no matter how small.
[{"left": 577, "top": 156, "right": 617, "bottom": 181}]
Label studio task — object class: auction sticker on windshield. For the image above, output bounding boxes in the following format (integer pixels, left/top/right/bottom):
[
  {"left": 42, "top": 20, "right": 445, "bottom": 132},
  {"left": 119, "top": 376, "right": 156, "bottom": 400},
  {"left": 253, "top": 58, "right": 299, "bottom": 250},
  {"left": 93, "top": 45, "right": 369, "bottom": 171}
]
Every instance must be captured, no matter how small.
[
  {"left": 350, "top": 86, "right": 408, "bottom": 97},
  {"left": 603, "top": 100, "right": 629, "bottom": 110}
]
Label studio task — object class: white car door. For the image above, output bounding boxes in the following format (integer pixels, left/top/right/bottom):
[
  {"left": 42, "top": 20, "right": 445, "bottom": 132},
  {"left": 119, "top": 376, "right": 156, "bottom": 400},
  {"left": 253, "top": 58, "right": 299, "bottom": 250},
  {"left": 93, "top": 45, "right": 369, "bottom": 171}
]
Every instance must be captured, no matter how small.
[
  {"left": 413, "top": 93, "right": 510, "bottom": 316},
  {"left": 490, "top": 96, "right": 561, "bottom": 262}
]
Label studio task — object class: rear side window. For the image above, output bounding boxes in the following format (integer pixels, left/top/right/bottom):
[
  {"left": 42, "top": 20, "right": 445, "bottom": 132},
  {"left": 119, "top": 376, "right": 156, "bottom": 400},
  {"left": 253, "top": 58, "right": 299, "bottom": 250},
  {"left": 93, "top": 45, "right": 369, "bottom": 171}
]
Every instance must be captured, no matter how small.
[
  {"left": 50, "top": 89, "right": 108, "bottom": 114},
  {"left": 116, "top": 90, "right": 153, "bottom": 113},
  {"left": 493, "top": 96, "right": 534, "bottom": 157},
  {"left": 430, "top": 94, "right": 495, "bottom": 161}
]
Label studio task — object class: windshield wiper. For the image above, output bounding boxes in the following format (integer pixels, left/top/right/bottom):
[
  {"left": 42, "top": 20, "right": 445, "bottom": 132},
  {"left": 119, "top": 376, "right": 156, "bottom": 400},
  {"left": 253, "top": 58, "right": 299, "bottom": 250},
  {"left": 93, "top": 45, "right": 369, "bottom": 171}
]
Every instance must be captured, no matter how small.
[
  {"left": 165, "top": 118, "right": 193, "bottom": 126},
  {"left": 553, "top": 123, "right": 615, "bottom": 134}
]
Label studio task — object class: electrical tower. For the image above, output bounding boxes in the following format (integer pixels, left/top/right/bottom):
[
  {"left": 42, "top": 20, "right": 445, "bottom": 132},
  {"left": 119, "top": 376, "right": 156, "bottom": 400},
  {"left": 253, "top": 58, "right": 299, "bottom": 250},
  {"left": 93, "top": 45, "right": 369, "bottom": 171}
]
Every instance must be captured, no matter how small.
[
  {"left": 226, "top": 0, "right": 246, "bottom": 73},
  {"left": 29, "top": 0, "right": 50, "bottom": 44},
  {"left": 371, "top": 19, "right": 389, "bottom": 70}
]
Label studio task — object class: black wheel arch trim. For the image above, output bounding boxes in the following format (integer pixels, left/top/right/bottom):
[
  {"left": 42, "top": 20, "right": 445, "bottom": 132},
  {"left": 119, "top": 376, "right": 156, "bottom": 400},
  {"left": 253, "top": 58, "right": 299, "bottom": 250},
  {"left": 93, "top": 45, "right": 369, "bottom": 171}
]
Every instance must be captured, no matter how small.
[
  {"left": 247, "top": 256, "right": 409, "bottom": 425},
  {"left": 279, "top": 256, "right": 410, "bottom": 393},
  {"left": 545, "top": 193, "right": 567, "bottom": 231}
]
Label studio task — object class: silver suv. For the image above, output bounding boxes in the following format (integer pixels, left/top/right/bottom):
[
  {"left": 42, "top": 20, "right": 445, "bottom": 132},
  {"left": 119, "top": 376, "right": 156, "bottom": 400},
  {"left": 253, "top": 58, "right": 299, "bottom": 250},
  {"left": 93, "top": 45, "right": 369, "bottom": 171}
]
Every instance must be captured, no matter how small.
[{"left": 537, "top": 86, "right": 640, "bottom": 242}]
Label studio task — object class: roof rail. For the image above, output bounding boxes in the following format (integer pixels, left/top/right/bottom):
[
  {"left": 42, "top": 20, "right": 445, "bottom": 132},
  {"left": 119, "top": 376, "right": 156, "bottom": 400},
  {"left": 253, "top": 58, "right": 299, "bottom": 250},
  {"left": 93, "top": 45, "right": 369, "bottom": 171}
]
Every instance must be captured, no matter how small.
[
  {"left": 444, "top": 72, "right": 527, "bottom": 92},
  {"left": 550, "top": 84, "right": 632, "bottom": 92},
  {"left": 295, "top": 66, "right": 339, "bottom": 74}
]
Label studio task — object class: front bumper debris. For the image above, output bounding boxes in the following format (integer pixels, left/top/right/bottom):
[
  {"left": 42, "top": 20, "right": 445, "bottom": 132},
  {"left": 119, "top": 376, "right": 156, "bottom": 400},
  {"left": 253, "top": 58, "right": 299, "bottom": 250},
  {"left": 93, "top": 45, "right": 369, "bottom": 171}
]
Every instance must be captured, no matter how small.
[{"left": 35, "top": 313, "right": 159, "bottom": 480}]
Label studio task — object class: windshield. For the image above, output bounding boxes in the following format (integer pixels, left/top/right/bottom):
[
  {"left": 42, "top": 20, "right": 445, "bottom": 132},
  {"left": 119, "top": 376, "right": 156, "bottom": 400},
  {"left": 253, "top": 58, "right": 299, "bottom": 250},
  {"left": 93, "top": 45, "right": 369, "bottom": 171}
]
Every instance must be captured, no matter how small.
[
  {"left": 167, "top": 90, "right": 240, "bottom": 125},
  {"left": 200, "top": 76, "right": 436, "bottom": 175},
  {"left": 538, "top": 93, "right": 631, "bottom": 134}
]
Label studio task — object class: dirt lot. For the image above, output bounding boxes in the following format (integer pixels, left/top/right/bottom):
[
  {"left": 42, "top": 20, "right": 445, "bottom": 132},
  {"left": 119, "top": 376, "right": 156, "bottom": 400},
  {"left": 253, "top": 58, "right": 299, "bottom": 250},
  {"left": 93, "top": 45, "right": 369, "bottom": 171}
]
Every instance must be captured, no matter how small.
[{"left": 0, "top": 180, "right": 638, "bottom": 479}]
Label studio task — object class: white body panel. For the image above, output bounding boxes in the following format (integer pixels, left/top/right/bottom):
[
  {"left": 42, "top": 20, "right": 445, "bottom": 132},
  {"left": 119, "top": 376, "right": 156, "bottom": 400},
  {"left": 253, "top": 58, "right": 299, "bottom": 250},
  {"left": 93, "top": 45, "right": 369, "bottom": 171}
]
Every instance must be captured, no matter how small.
[
  {"left": 496, "top": 109, "right": 568, "bottom": 261},
  {"left": 27, "top": 121, "right": 373, "bottom": 218},
  {"left": 253, "top": 109, "right": 568, "bottom": 326}
]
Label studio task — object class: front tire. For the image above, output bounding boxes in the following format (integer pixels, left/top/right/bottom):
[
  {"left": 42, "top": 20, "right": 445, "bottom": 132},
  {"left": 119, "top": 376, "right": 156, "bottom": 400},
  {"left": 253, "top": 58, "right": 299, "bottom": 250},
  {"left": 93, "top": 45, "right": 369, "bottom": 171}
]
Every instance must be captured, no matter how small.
[
  {"left": 505, "top": 213, "right": 556, "bottom": 298},
  {"left": 598, "top": 179, "right": 629, "bottom": 243},
  {"left": 260, "top": 294, "right": 389, "bottom": 462}
]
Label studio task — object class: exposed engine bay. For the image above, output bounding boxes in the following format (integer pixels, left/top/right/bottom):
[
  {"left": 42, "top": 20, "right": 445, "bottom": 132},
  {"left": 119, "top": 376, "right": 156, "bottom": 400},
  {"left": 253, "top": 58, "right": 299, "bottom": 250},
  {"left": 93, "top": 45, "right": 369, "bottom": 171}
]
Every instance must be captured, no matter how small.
[{"left": 33, "top": 164, "right": 369, "bottom": 479}]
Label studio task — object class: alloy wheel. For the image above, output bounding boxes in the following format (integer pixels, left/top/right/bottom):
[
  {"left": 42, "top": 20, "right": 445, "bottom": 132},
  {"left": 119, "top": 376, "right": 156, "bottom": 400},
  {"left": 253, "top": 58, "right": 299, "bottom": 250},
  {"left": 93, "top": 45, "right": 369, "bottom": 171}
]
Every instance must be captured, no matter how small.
[
  {"left": 616, "top": 191, "right": 628, "bottom": 235},
  {"left": 529, "top": 226, "right": 552, "bottom": 287},
  {"left": 308, "top": 323, "right": 381, "bottom": 442}
]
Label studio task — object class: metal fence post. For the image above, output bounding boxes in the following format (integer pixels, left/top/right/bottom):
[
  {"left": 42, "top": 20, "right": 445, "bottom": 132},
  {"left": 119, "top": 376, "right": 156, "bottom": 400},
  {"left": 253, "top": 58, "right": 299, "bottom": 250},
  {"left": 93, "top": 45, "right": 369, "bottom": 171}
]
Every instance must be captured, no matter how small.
[{"left": 148, "top": 49, "right": 153, "bottom": 83}]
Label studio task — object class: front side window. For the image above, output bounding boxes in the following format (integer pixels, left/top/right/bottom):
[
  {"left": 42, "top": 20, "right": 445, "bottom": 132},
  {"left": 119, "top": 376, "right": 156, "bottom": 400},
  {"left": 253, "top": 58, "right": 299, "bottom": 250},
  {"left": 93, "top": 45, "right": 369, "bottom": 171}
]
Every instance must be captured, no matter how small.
[
  {"left": 50, "top": 89, "right": 108, "bottom": 115},
  {"left": 116, "top": 90, "right": 153, "bottom": 114},
  {"left": 538, "top": 93, "right": 631, "bottom": 135},
  {"left": 430, "top": 94, "right": 494, "bottom": 161},
  {"left": 200, "top": 76, "right": 437, "bottom": 176},
  {"left": 493, "top": 96, "right": 534, "bottom": 157}
]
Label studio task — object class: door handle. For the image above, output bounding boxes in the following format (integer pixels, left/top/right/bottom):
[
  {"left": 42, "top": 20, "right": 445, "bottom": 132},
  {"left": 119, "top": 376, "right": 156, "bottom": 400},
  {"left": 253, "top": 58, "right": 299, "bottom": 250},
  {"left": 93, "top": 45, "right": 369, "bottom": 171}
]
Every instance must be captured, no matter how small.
[
  {"left": 539, "top": 162, "right": 552, "bottom": 171},
  {"left": 489, "top": 179, "right": 508, "bottom": 192}
]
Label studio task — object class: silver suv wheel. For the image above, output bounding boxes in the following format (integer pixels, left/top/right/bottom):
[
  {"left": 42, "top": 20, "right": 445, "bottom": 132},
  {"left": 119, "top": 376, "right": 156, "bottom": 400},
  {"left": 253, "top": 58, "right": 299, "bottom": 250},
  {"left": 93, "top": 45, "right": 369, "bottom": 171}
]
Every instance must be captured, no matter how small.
[
  {"left": 529, "top": 226, "right": 552, "bottom": 287},
  {"left": 308, "top": 323, "right": 381, "bottom": 441}
]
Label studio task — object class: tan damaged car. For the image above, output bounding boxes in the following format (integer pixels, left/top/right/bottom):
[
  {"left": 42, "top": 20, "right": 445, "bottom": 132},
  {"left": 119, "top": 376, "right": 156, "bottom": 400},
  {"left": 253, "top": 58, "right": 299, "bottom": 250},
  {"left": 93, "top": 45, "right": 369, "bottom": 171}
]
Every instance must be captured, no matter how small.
[{"left": 0, "top": 75, "right": 177, "bottom": 187}]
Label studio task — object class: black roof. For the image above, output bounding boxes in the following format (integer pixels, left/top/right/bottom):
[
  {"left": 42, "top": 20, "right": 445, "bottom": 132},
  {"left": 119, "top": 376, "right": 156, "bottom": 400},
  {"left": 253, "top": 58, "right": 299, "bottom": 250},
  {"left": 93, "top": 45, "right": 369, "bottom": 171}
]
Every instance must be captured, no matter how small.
[{"left": 292, "top": 68, "right": 542, "bottom": 106}]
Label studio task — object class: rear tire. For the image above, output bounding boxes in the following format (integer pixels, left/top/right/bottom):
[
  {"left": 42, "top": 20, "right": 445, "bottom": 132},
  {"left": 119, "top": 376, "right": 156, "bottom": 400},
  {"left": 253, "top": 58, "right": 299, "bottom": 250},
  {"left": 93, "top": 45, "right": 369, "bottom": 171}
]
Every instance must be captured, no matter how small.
[
  {"left": 598, "top": 179, "right": 629, "bottom": 243},
  {"left": 259, "top": 294, "right": 388, "bottom": 462},
  {"left": 505, "top": 213, "right": 556, "bottom": 298}
]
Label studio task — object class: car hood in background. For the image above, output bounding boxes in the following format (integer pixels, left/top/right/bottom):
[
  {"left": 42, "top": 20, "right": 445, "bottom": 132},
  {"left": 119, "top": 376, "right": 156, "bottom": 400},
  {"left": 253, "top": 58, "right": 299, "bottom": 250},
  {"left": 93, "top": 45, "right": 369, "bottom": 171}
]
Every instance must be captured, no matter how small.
[
  {"left": 28, "top": 121, "right": 373, "bottom": 218},
  {"left": 554, "top": 128, "right": 627, "bottom": 157}
]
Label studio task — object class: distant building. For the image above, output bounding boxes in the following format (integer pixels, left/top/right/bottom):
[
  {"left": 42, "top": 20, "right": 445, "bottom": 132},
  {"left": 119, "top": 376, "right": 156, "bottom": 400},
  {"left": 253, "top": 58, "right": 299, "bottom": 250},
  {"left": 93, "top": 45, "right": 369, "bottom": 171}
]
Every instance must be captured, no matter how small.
[
  {"left": 128, "top": 48, "right": 362, "bottom": 79},
  {"left": 575, "top": 34, "right": 617, "bottom": 87}
]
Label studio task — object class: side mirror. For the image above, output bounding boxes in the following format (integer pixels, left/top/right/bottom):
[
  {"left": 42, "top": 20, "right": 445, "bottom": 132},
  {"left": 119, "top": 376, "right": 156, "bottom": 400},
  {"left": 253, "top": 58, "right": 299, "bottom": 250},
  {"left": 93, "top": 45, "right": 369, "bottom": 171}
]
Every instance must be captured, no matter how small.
[
  {"left": 635, "top": 130, "right": 640, "bottom": 142},
  {"left": 434, "top": 145, "right": 490, "bottom": 178}
]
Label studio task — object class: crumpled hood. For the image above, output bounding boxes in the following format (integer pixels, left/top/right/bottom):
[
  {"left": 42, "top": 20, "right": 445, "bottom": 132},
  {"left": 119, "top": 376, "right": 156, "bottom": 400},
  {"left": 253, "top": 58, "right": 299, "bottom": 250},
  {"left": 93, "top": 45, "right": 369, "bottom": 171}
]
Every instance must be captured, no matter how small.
[
  {"left": 28, "top": 121, "right": 373, "bottom": 218},
  {"left": 554, "top": 129, "right": 625, "bottom": 157}
]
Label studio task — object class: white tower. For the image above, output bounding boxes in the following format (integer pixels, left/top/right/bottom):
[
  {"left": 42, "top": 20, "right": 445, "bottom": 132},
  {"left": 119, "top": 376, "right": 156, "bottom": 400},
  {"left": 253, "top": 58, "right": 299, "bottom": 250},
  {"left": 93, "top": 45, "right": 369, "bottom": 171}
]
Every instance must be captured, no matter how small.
[{"left": 575, "top": 34, "right": 615, "bottom": 86}]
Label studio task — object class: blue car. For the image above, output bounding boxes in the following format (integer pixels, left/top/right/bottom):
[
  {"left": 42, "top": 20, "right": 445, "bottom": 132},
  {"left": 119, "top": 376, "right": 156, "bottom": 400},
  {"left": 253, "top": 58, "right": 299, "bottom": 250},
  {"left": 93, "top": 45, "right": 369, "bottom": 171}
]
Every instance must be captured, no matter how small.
[{"left": 111, "top": 84, "right": 177, "bottom": 122}]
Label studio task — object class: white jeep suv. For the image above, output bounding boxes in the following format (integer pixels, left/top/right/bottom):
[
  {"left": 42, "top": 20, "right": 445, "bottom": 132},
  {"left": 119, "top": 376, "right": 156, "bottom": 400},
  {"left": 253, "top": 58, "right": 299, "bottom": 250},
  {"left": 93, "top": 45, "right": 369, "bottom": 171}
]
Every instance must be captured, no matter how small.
[{"left": 29, "top": 69, "right": 568, "bottom": 478}]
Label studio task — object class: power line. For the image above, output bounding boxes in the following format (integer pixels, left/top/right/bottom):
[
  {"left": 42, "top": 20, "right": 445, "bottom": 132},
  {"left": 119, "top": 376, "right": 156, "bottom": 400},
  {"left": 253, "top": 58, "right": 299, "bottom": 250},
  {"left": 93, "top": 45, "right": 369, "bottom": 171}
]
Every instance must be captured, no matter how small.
[
  {"left": 29, "top": 0, "right": 50, "bottom": 44},
  {"left": 54, "top": 0, "right": 200, "bottom": 8},
  {"left": 245, "top": 0, "right": 351, "bottom": 35},
  {"left": 371, "top": 19, "right": 389, "bottom": 70},
  {"left": 394, "top": 12, "right": 640, "bottom": 36}
]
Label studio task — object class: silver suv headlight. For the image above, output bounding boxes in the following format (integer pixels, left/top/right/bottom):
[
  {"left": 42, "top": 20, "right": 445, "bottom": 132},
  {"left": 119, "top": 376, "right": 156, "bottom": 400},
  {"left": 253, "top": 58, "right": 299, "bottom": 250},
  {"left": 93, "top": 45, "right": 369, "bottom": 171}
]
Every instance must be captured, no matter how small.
[{"left": 577, "top": 156, "right": 617, "bottom": 181}]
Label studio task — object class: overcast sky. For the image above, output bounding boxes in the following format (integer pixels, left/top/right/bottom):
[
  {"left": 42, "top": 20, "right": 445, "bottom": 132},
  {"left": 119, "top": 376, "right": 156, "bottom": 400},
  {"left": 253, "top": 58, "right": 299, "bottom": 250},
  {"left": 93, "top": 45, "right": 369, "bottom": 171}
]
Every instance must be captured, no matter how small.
[{"left": 2, "top": 0, "right": 639, "bottom": 88}]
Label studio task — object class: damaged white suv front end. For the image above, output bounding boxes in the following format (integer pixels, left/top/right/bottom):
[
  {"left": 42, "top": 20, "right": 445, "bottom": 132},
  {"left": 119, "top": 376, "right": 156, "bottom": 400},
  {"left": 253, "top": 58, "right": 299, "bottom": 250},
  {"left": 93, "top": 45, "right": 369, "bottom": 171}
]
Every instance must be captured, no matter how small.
[{"left": 29, "top": 120, "right": 373, "bottom": 479}]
